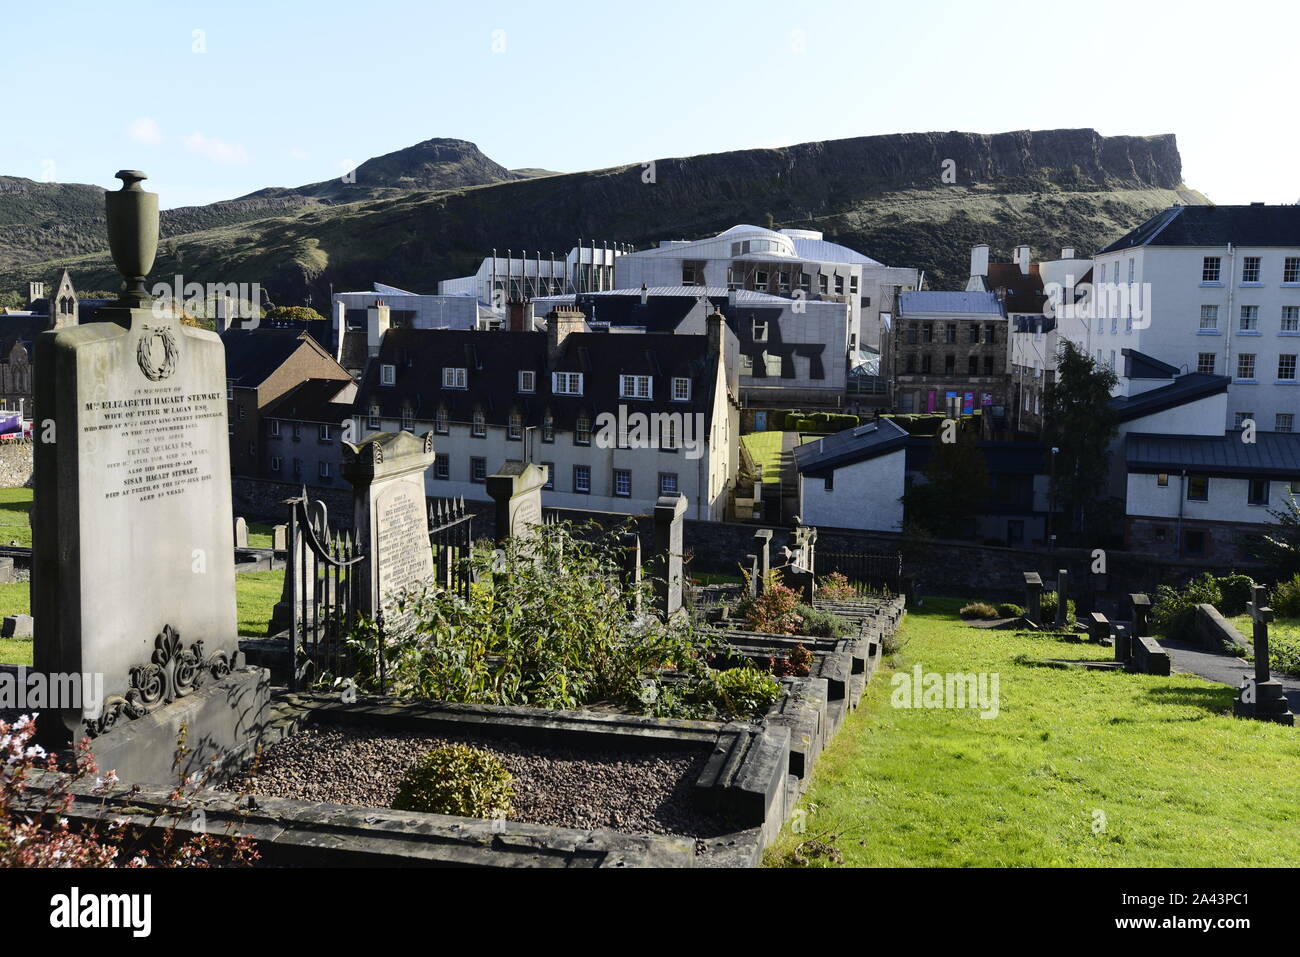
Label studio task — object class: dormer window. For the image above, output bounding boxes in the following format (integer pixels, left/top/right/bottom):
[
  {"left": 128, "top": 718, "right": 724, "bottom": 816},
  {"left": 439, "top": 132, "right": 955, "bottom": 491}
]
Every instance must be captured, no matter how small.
[
  {"left": 619, "top": 374, "right": 652, "bottom": 399},
  {"left": 671, "top": 377, "right": 691, "bottom": 401},
  {"left": 553, "top": 372, "right": 583, "bottom": 395},
  {"left": 443, "top": 367, "right": 467, "bottom": 389},
  {"left": 518, "top": 370, "right": 536, "bottom": 393},
  {"left": 380, "top": 364, "right": 396, "bottom": 386}
]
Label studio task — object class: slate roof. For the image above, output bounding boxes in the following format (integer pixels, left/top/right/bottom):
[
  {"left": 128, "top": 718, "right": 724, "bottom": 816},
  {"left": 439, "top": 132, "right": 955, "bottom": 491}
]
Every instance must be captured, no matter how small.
[
  {"left": 263, "top": 379, "right": 355, "bottom": 424},
  {"left": 899, "top": 290, "right": 1004, "bottom": 317},
  {"left": 985, "top": 263, "right": 1047, "bottom": 314},
  {"left": 1122, "top": 348, "right": 1178, "bottom": 380},
  {"left": 1099, "top": 205, "right": 1300, "bottom": 253},
  {"left": 1109, "top": 372, "right": 1229, "bottom": 424},
  {"left": 793, "top": 419, "right": 910, "bottom": 476},
  {"left": 221, "top": 328, "right": 325, "bottom": 388},
  {"left": 1125, "top": 431, "right": 1300, "bottom": 479},
  {"left": 354, "top": 327, "right": 723, "bottom": 432}
]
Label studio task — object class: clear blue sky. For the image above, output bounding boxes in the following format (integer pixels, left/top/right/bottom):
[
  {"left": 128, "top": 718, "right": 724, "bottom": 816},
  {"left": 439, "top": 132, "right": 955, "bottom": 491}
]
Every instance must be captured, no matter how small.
[{"left": 3, "top": 0, "right": 1295, "bottom": 210}]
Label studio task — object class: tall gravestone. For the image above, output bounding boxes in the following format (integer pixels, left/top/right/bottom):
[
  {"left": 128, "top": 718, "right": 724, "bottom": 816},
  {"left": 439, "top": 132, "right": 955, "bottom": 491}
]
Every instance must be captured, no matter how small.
[
  {"left": 1233, "top": 585, "right": 1296, "bottom": 725},
  {"left": 1054, "top": 569, "right": 1070, "bottom": 629},
  {"left": 343, "top": 431, "right": 436, "bottom": 620},
  {"left": 1023, "top": 572, "right": 1043, "bottom": 625},
  {"left": 32, "top": 171, "right": 260, "bottom": 774},
  {"left": 653, "top": 494, "right": 688, "bottom": 620},
  {"left": 752, "top": 528, "right": 772, "bottom": 593},
  {"left": 487, "top": 462, "right": 547, "bottom": 543}
]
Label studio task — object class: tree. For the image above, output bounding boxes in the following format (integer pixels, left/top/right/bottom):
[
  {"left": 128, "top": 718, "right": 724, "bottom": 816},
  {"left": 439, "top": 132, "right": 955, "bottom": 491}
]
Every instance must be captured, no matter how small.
[
  {"left": 1250, "top": 491, "right": 1300, "bottom": 578},
  {"left": 1043, "top": 340, "right": 1119, "bottom": 544},
  {"left": 902, "top": 422, "right": 989, "bottom": 538},
  {"left": 263, "top": 305, "right": 325, "bottom": 321}
]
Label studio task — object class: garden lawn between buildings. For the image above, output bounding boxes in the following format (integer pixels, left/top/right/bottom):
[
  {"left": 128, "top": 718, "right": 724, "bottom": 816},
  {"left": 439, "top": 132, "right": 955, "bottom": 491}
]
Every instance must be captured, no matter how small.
[{"left": 765, "top": 597, "right": 1300, "bottom": 867}]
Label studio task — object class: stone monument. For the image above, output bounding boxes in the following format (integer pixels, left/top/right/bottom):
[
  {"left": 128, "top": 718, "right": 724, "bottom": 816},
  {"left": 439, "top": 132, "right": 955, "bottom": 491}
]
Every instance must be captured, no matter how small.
[
  {"left": 486, "top": 461, "right": 548, "bottom": 543},
  {"left": 1233, "top": 585, "right": 1296, "bottom": 725},
  {"left": 343, "top": 430, "right": 435, "bottom": 619},
  {"left": 653, "top": 494, "right": 688, "bottom": 620},
  {"left": 31, "top": 171, "right": 265, "bottom": 780}
]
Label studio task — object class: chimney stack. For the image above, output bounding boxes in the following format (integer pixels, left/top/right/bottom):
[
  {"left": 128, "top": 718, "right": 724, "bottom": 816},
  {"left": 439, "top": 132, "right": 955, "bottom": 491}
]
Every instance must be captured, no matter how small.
[
  {"left": 707, "top": 306, "right": 725, "bottom": 357},
  {"left": 508, "top": 300, "right": 535, "bottom": 332},
  {"left": 1061, "top": 246, "right": 1076, "bottom": 260},
  {"left": 546, "top": 307, "right": 586, "bottom": 363},
  {"left": 640, "top": 283, "right": 649, "bottom": 306},
  {"left": 367, "top": 299, "right": 391, "bottom": 357},
  {"left": 27, "top": 281, "right": 45, "bottom": 305},
  {"left": 969, "top": 244, "right": 989, "bottom": 279},
  {"left": 1014, "top": 244, "right": 1032, "bottom": 275}
]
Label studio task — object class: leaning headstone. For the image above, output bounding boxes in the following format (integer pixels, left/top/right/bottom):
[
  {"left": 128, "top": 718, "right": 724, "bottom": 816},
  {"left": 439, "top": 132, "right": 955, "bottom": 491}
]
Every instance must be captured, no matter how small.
[
  {"left": 486, "top": 461, "right": 547, "bottom": 544},
  {"left": 271, "top": 523, "right": 288, "bottom": 552},
  {"left": 2, "top": 614, "right": 33, "bottom": 638},
  {"left": 233, "top": 516, "right": 248, "bottom": 548},
  {"left": 1023, "top": 572, "right": 1043, "bottom": 624},
  {"left": 1233, "top": 585, "right": 1296, "bottom": 725},
  {"left": 1054, "top": 569, "right": 1070, "bottom": 629},
  {"left": 31, "top": 170, "right": 260, "bottom": 771},
  {"left": 343, "top": 430, "right": 436, "bottom": 620},
  {"left": 653, "top": 494, "right": 688, "bottom": 619}
]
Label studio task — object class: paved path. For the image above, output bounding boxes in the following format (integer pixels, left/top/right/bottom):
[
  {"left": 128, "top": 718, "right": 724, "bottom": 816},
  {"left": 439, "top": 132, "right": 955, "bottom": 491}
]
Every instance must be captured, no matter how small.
[{"left": 1161, "top": 637, "right": 1300, "bottom": 713}]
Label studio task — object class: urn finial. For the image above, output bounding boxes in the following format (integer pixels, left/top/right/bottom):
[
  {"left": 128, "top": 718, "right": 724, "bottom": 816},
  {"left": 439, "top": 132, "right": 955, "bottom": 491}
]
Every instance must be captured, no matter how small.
[{"left": 105, "top": 170, "right": 160, "bottom": 307}]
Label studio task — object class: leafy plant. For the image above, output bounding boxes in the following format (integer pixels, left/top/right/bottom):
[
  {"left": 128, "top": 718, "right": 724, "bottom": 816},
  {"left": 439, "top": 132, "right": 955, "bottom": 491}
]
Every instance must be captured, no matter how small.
[
  {"left": 693, "top": 667, "right": 782, "bottom": 720},
  {"left": 1214, "top": 574, "right": 1257, "bottom": 617},
  {"left": 1272, "top": 573, "right": 1300, "bottom": 619},
  {"left": 1150, "top": 573, "right": 1222, "bottom": 641},
  {"left": 735, "top": 570, "right": 804, "bottom": 635},
  {"left": 1038, "top": 590, "right": 1077, "bottom": 625},
  {"left": 959, "top": 602, "right": 1000, "bottom": 620},
  {"left": 391, "top": 745, "right": 514, "bottom": 820},
  {"left": 997, "top": 603, "right": 1025, "bottom": 618},
  {"left": 794, "top": 604, "right": 850, "bottom": 638},
  {"left": 816, "top": 572, "right": 857, "bottom": 602},
  {"left": 772, "top": 643, "right": 814, "bottom": 678}
]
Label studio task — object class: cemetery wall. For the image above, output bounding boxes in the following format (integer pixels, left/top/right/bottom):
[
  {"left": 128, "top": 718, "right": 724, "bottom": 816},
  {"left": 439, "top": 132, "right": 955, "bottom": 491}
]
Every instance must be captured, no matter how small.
[
  {"left": 0, "top": 440, "right": 33, "bottom": 489},
  {"left": 233, "top": 476, "right": 351, "bottom": 524}
]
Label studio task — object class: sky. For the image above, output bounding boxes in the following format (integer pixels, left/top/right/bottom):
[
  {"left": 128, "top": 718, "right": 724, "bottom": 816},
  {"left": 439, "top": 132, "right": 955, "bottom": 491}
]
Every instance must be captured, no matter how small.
[{"left": 2, "top": 0, "right": 1297, "bottom": 210}]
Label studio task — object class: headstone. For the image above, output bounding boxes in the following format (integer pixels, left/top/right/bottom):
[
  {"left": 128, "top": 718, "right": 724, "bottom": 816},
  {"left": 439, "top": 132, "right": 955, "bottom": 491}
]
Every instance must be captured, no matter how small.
[
  {"left": 233, "top": 516, "right": 248, "bottom": 548},
  {"left": 1054, "top": 569, "right": 1069, "bottom": 629},
  {"left": 486, "top": 461, "right": 547, "bottom": 544},
  {"left": 32, "top": 170, "right": 243, "bottom": 745},
  {"left": 1131, "top": 635, "right": 1172, "bottom": 676},
  {"left": 1233, "top": 585, "right": 1296, "bottom": 724},
  {"left": 1088, "top": 612, "right": 1112, "bottom": 645},
  {"left": 2, "top": 614, "right": 33, "bottom": 638},
  {"left": 620, "top": 531, "right": 642, "bottom": 614},
  {"left": 1023, "top": 572, "right": 1043, "bottom": 624},
  {"left": 343, "top": 430, "right": 436, "bottom": 620},
  {"left": 753, "top": 529, "right": 772, "bottom": 593},
  {"left": 0, "top": 556, "right": 13, "bottom": 584},
  {"left": 653, "top": 494, "right": 688, "bottom": 619},
  {"left": 1129, "top": 593, "right": 1151, "bottom": 636},
  {"left": 272, "top": 523, "right": 288, "bottom": 552},
  {"left": 745, "top": 554, "right": 759, "bottom": 598}
]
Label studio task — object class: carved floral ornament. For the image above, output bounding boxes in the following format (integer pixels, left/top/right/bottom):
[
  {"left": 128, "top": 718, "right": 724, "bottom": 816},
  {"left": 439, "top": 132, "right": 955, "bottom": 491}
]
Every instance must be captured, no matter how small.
[
  {"left": 136, "top": 323, "right": 180, "bottom": 381},
  {"left": 85, "top": 625, "right": 231, "bottom": 737}
]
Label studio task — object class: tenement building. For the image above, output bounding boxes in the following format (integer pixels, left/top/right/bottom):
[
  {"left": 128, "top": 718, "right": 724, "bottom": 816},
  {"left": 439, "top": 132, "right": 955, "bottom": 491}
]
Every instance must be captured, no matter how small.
[{"left": 892, "top": 290, "right": 1009, "bottom": 417}]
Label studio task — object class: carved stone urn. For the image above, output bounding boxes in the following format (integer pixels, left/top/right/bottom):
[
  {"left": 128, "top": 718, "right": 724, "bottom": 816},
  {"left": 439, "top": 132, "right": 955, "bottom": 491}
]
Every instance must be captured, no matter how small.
[{"left": 104, "top": 169, "right": 159, "bottom": 306}]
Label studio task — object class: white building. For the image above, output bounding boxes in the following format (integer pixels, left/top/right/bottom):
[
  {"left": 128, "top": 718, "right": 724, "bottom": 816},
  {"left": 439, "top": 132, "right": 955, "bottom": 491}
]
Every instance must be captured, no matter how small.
[
  {"left": 793, "top": 419, "right": 909, "bottom": 532},
  {"left": 437, "top": 244, "right": 626, "bottom": 305}
]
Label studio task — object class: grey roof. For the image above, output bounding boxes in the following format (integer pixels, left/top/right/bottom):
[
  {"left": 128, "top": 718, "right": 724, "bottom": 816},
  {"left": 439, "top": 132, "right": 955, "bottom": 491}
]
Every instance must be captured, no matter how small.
[
  {"left": 1126, "top": 431, "right": 1300, "bottom": 479},
  {"left": 1100, "top": 205, "right": 1300, "bottom": 253},
  {"left": 794, "top": 419, "right": 909, "bottom": 476},
  {"left": 1109, "top": 372, "right": 1229, "bottom": 424},
  {"left": 899, "top": 290, "right": 1004, "bottom": 317},
  {"left": 1122, "top": 348, "right": 1178, "bottom": 380},
  {"left": 790, "top": 237, "right": 881, "bottom": 267}
]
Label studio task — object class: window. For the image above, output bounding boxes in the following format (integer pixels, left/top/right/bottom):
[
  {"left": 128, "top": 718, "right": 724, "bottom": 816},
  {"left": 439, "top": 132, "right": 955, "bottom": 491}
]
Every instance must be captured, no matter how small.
[
  {"left": 553, "top": 372, "right": 583, "bottom": 395},
  {"left": 944, "top": 355, "right": 955, "bottom": 374},
  {"left": 671, "top": 377, "right": 691, "bottom": 401},
  {"left": 905, "top": 354, "right": 917, "bottom": 374},
  {"left": 1128, "top": 259, "right": 1136, "bottom": 282},
  {"left": 1197, "top": 352, "right": 1216, "bottom": 374},
  {"left": 269, "top": 419, "right": 281, "bottom": 437},
  {"left": 658, "top": 472, "right": 678, "bottom": 496},
  {"left": 381, "top": 364, "right": 396, "bottom": 386},
  {"left": 541, "top": 413, "right": 555, "bottom": 443},
  {"left": 508, "top": 410, "right": 523, "bottom": 440},
  {"left": 541, "top": 463, "right": 555, "bottom": 490},
  {"left": 400, "top": 405, "right": 413, "bottom": 430},
  {"left": 238, "top": 405, "right": 247, "bottom": 421},
  {"left": 1237, "top": 354, "right": 1257, "bottom": 380},
  {"left": 1277, "top": 413, "right": 1295, "bottom": 433},
  {"left": 834, "top": 275, "right": 844, "bottom": 294},
  {"left": 799, "top": 273, "right": 811, "bottom": 292},
  {"left": 727, "top": 266, "right": 743, "bottom": 289},
  {"left": 739, "top": 354, "right": 753, "bottom": 374},
  {"left": 1283, "top": 306, "right": 1300, "bottom": 332},
  {"left": 1242, "top": 256, "right": 1262, "bottom": 283},
  {"left": 1285, "top": 257, "right": 1300, "bottom": 283},
  {"left": 1236, "top": 412, "right": 1255, "bottom": 430},
  {"left": 818, "top": 274, "right": 828, "bottom": 295},
  {"left": 1202, "top": 257, "right": 1221, "bottom": 282},
  {"left": 1279, "top": 354, "right": 1297, "bottom": 381},
  {"left": 945, "top": 324, "right": 957, "bottom": 344},
  {"left": 1240, "top": 305, "right": 1259, "bottom": 331},
  {"left": 367, "top": 404, "right": 380, "bottom": 429},
  {"left": 518, "top": 370, "right": 536, "bottom": 393},
  {"left": 613, "top": 468, "right": 631, "bottom": 497},
  {"left": 292, "top": 459, "right": 302, "bottom": 477},
  {"left": 905, "top": 327, "right": 918, "bottom": 345},
  {"left": 754, "top": 270, "right": 769, "bottom": 288},
  {"left": 1187, "top": 475, "right": 1209, "bottom": 501},
  {"left": 472, "top": 410, "right": 486, "bottom": 438},
  {"left": 968, "top": 324, "right": 980, "bottom": 344},
  {"left": 575, "top": 414, "right": 591, "bottom": 445},
  {"left": 292, "top": 423, "right": 302, "bottom": 440},
  {"left": 318, "top": 461, "right": 331, "bottom": 480},
  {"left": 1248, "top": 479, "right": 1270, "bottom": 505},
  {"left": 984, "top": 324, "right": 996, "bottom": 344},
  {"left": 442, "top": 367, "right": 467, "bottom": 389},
  {"left": 1183, "top": 530, "right": 1206, "bottom": 557},
  {"left": 573, "top": 465, "right": 591, "bottom": 494},
  {"left": 1157, "top": 473, "right": 1169, "bottom": 487},
  {"left": 849, "top": 275, "right": 858, "bottom": 295},
  {"left": 983, "top": 356, "right": 995, "bottom": 376},
  {"left": 921, "top": 355, "right": 932, "bottom": 374},
  {"left": 968, "top": 356, "right": 978, "bottom": 375},
  {"left": 271, "top": 456, "right": 281, "bottom": 472},
  {"left": 752, "top": 319, "right": 768, "bottom": 343},
  {"left": 1199, "top": 305, "right": 1219, "bottom": 330},
  {"left": 682, "top": 264, "right": 699, "bottom": 286},
  {"left": 318, "top": 424, "right": 331, "bottom": 442},
  {"left": 778, "top": 271, "right": 790, "bottom": 291},
  {"left": 226, "top": 383, "right": 234, "bottom": 401},
  {"left": 923, "top": 325, "right": 934, "bottom": 344},
  {"left": 620, "top": 374, "right": 652, "bottom": 399},
  {"left": 471, "top": 457, "right": 486, "bottom": 483},
  {"left": 435, "top": 407, "right": 449, "bottom": 434},
  {"left": 434, "top": 453, "right": 449, "bottom": 480}
]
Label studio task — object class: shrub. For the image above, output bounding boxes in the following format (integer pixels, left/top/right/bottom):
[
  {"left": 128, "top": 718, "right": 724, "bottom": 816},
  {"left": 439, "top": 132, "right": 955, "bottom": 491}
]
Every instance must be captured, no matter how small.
[
  {"left": 1273, "top": 573, "right": 1300, "bottom": 618},
  {"left": 695, "top": 667, "right": 783, "bottom": 720},
  {"left": 1038, "top": 590, "right": 1078, "bottom": 625},
  {"left": 391, "top": 745, "right": 514, "bottom": 820},
  {"left": 816, "top": 571, "right": 858, "bottom": 602},
  {"left": 997, "top": 603, "right": 1025, "bottom": 619},
  {"left": 960, "top": 602, "right": 1000, "bottom": 620},
  {"left": 881, "top": 627, "right": 909, "bottom": 658},
  {"left": 1150, "top": 573, "right": 1222, "bottom": 640},
  {"left": 736, "top": 570, "right": 804, "bottom": 635},
  {"left": 794, "top": 604, "right": 850, "bottom": 638},
  {"left": 1215, "top": 574, "right": 1257, "bottom": 616}
]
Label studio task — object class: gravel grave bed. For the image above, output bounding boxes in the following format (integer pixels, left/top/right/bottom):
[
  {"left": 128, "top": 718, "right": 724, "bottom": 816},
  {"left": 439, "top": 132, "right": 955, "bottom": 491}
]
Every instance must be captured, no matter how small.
[{"left": 227, "top": 725, "right": 734, "bottom": 844}]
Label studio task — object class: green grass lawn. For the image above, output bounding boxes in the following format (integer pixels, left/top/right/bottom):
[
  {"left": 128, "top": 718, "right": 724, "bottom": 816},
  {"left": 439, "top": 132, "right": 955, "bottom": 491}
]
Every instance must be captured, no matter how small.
[
  {"left": 247, "top": 522, "right": 276, "bottom": 549},
  {"left": 740, "top": 431, "right": 785, "bottom": 480},
  {"left": 1228, "top": 613, "right": 1300, "bottom": 675},
  {"left": 765, "top": 598, "right": 1300, "bottom": 867},
  {"left": 0, "top": 570, "right": 286, "bottom": 666},
  {"left": 0, "top": 486, "right": 32, "bottom": 547}
]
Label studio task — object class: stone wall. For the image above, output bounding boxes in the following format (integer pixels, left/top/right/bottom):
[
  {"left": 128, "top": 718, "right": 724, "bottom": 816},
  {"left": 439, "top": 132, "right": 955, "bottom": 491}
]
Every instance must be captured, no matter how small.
[
  {"left": 0, "top": 440, "right": 33, "bottom": 489},
  {"left": 232, "top": 476, "right": 351, "bottom": 525}
]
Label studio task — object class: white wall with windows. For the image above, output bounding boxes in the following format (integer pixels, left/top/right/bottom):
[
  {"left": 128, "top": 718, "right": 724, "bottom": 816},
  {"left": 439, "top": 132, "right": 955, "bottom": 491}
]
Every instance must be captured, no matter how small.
[{"left": 797, "top": 448, "right": 906, "bottom": 532}]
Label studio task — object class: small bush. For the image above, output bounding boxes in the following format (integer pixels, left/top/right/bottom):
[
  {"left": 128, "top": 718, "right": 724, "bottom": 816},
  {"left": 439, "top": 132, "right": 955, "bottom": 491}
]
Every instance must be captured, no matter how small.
[
  {"left": 772, "top": 643, "right": 814, "bottom": 678},
  {"left": 881, "top": 628, "right": 909, "bottom": 658},
  {"left": 795, "top": 604, "right": 850, "bottom": 638},
  {"left": 1039, "top": 591, "right": 1077, "bottom": 625},
  {"left": 1151, "top": 573, "right": 1222, "bottom": 640},
  {"left": 997, "top": 603, "right": 1025, "bottom": 618},
  {"left": 816, "top": 571, "right": 857, "bottom": 602},
  {"left": 960, "top": 602, "right": 1000, "bottom": 620},
  {"left": 1273, "top": 573, "right": 1300, "bottom": 618},
  {"left": 736, "top": 570, "right": 803, "bottom": 634},
  {"left": 696, "top": 667, "right": 783, "bottom": 719},
  {"left": 1215, "top": 574, "right": 1257, "bottom": 617},
  {"left": 391, "top": 745, "right": 514, "bottom": 820}
]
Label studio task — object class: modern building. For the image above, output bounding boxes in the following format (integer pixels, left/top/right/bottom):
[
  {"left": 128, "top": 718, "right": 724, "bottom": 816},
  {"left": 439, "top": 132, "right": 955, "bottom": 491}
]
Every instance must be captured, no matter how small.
[
  {"left": 1082, "top": 204, "right": 1300, "bottom": 433},
  {"left": 350, "top": 308, "right": 741, "bottom": 518},
  {"left": 437, "top": 244, "right": 627, "bottom": 305},
  {"left": 892, "top": 290, "right": 1009, "bottom": 418}
]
